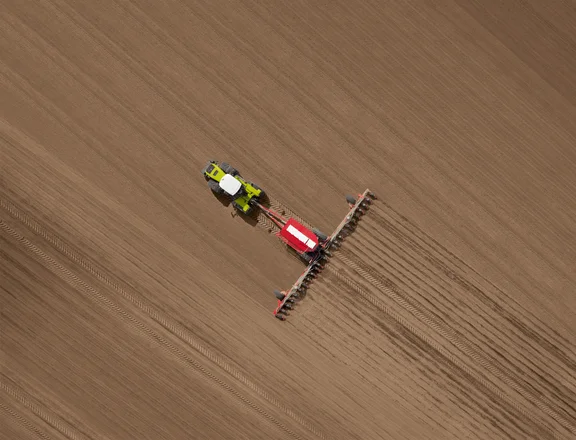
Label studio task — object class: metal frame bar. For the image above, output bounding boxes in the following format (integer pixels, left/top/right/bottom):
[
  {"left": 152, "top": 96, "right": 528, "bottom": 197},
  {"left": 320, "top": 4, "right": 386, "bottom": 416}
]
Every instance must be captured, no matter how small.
[{"left": 255, "top": 203, "right": 287, "bottom": 229}]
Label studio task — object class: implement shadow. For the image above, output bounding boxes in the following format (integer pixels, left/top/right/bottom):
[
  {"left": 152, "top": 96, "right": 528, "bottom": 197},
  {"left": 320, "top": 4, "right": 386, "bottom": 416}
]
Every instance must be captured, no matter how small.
[{"left": 229, "top": 192, "right": 273, "bottom": 228}]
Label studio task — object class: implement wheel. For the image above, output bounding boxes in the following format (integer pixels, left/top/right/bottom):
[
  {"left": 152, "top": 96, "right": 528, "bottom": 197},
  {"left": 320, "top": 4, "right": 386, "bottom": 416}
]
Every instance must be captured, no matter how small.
[{"left": 312, "top": 228, "right": 328, "bottom": 242}]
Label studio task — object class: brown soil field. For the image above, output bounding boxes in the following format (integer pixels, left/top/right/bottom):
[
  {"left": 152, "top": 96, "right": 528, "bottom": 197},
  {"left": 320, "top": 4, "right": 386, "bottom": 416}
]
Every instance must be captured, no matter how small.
[{"left": 2, "top": 0, "right": 576, "bottom": 439}]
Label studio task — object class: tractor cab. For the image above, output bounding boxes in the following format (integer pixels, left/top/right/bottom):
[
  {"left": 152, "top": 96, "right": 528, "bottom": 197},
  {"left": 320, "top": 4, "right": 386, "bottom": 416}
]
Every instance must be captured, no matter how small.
[{"left": 219, "top": 174, "right": 243, "bottom": 197}]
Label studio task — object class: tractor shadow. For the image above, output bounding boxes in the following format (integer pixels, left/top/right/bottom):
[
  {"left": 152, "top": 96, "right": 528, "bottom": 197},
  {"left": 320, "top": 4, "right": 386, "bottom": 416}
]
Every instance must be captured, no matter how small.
[
  {"left": 234, "top": 207, "right": 259, "bottom": 227},
  {"left": 254, "top": 191, "right": 272, "bottom": 211},
  {"left": 211, "top": 190, "right": 272, "bottom": 228},
  {"left": 212, "top": 190, "right": 231, "bottom": 208},
  {"left": 236, "top": 191, "right": 272, "bottom": 227}
]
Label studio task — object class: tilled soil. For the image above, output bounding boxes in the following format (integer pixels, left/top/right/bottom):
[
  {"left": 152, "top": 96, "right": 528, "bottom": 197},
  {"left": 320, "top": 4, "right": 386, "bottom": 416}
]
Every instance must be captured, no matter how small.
[{"left": 2, "top": 0, "right": 576, "bottom": 439}]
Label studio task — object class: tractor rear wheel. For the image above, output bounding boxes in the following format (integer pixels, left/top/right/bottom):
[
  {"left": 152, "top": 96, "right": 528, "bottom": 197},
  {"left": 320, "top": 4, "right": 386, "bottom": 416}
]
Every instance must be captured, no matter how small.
[
  {"left": 220, "top": 162, "right": 239, "bottom": 176},
  {"left": 250, "top": 182, "right": 266, "bottom": 198},
  {"left": 312, "top": 228, "right": 328, "bottom": 242},
  {"left": 208, "top": 180, "right": 223, "bottom": 194}
]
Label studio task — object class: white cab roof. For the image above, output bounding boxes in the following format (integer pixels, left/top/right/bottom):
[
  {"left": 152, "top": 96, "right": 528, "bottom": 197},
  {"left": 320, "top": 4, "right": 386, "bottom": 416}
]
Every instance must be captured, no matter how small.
[{"left": 219, "top": 174, "right": 242, "bottom": 196}]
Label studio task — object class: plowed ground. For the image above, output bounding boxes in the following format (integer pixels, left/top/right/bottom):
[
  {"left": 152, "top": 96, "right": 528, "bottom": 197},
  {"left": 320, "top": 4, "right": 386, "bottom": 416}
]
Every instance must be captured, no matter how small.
[{"left": 2, "top": 0, "right": 576, "bottom": 439}]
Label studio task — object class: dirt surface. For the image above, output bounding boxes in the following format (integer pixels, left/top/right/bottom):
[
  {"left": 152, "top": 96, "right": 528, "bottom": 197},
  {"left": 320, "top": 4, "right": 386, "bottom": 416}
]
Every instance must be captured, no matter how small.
[{"left": 2, "top": 0, "right": 576, "bottom": 439}]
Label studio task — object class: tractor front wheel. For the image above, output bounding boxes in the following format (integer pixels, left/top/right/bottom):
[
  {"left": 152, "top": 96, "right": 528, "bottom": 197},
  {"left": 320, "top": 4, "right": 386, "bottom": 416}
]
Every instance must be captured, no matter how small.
[{"left": 208, "top": 180, "right": 223, "bottom": 194}]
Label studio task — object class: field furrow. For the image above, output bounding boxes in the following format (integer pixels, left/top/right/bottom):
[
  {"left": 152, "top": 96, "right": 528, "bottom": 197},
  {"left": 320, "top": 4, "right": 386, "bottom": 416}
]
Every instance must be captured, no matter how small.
[{"left": 2, "top": 0, "right": 576, "bottom": 439}]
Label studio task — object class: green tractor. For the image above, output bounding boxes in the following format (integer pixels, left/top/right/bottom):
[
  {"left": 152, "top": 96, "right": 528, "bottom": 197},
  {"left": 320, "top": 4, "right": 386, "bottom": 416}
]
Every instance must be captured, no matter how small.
[{"left": 201, "top": 160, "right": 264, "bottom": 215}]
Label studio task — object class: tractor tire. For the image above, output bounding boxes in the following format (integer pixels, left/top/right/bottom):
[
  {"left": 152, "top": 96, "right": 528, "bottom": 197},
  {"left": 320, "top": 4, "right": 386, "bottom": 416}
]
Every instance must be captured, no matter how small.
[
  {"left": 233, "top": 201, "right": 251, "bottom": 215},
  {"left": 312, "top": 228, "right": 328, "bottom": 242},
  {"left": 220, "top": 162, "right": 239, "bottom": 176},
  {"left": 208, "top": 179, "right": 223, "bottom": 194},
  {"left": 250, "top": 182, "right": 266, "bottom": 198}
]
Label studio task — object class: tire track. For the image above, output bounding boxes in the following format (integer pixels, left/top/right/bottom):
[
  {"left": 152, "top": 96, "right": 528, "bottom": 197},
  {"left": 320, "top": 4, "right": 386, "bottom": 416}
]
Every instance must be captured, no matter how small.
[
  {"left": 348, "top": 220, "right": 575, "bottom": 383},
  {"left": 0, "top": 120, "right": 274, "bottom": 322},
  {"left": 376, "top": 202, "right": 576, "bottom": 355},
  {"left": 0, "top": 402, "right": 53, "bottom": 440},
  {"left": 252, "top": 194, "right": 316, "bottom": 265},
  {"left": 256, "top": 210, "right": 277, "bottom": 232},
  {"left": 367, "top": 203, "right": 576, "bottom": 386},
  {"left": 312, "top": 267, "right": 527, "bottom": 440},
  {"left": 325, "top": 251, "right": 568, "bottom": 439},
  {"left": 253, "top": 207, "right": 306, "bottom": 268},
  {"left": 293, "top": 289, "right": 447, "bottom": 439},
  {"left": 304, "top": 280, "right": 495, "bottom": 440},
  {"left": 352, "top": 214, "right": 576, "bottom": 409},
  {"left": 0, "top": 219, "right": 313, "bottom": 440},
  {"left": 314, "top": 276, "right": 517, "bottom": 440},
  {"left": 345, "top": 228, "right": 576, "bottom": 432},
  {"left": 0, "top": 380, "right": 83, "bottom": 440},
  {"left": 0, "top": 204, "right": 328, "bottom": 440},
  {"left": 340, "top": 245, "right": 574, "bottom": 437},
  {"left": 267, "top": 196, "right": 313, "bottom": 230}
]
